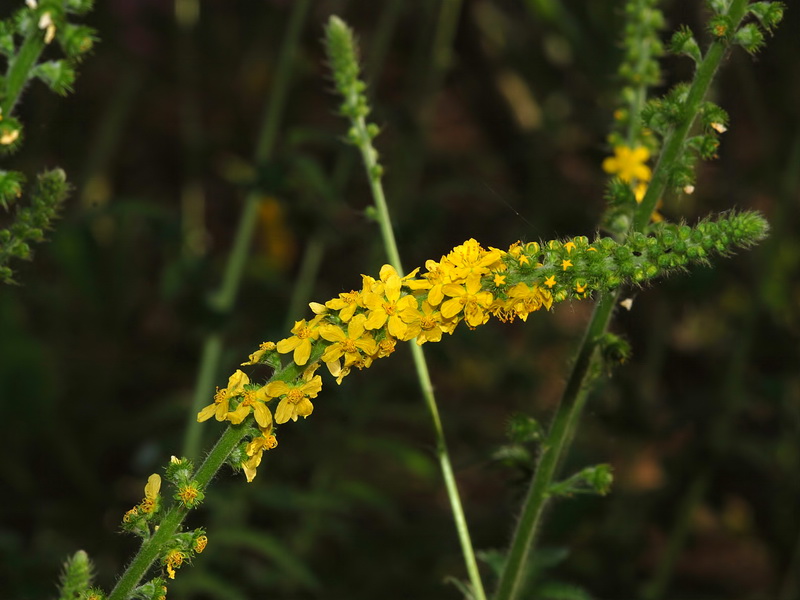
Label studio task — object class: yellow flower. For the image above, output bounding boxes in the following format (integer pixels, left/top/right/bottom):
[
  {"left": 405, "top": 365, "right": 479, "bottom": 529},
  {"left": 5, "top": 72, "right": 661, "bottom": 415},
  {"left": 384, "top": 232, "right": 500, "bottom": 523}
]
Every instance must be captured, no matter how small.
[
  {"left": 561, "top": 259, "right": 573, "bottom": 271},
  {"left": 266, "top": 375, "right": 323, "bottom": 424},
  {"left": 544, "top": 275, "right": 557, "bottom": 288},
  {"left": 325, "top": 290, "right": 362, "bottom": 322},
  {"left": 563, "top": 241, "right": 576, "bottom": 254},
  {"left": 318, "top": 313, "right": 378, "bottom": 371},
  {"left": 276, "top": 317, "right": 322, "bottom": 365},
  {"left": 164, "top": 549, "right": 186, "bottom": 580},
  {"left": 493, "top": 273, "right": 507, "bottom": 286},
  {"left": 602, "top": 146, "right": 652, "bottom": 183},
  {"left": 197, "top": 370, "right": 250, "bottom": 423},
  {"left": 403, "top": 300, "right": 450, "bottom": 344},
  {"left": 445, "top": 238, "right": 504, "bottom": 283},
  {"left": 140, "top": 473, "right": 161, "bottom": 514},
  {"left": 441, "top": 276, "right": 494, "bottom": 328},
  {"left": 504, "top": 283, "right": 553, "bottom": 321},
  {"left": 404, "top": 259, "right": 450, "bottom": 305},
  {"left": 242, "top": 429, "right": 278, "bottom": 482},
  {"left": 227, "top": 387, "right": 274, "bottom": 428},
  {"left": 241, "top": 341, "right": 276, "bottom": 366},
  {"left": 362, "top": 265, "right": 419, "bottom": 338}
]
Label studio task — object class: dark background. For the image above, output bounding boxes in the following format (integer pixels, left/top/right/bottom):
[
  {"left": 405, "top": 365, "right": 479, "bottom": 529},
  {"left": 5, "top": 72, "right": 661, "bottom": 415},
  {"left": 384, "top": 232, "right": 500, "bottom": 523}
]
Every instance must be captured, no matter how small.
[{"left": 1, "top": 1, "right": 799, "bottom": 599}]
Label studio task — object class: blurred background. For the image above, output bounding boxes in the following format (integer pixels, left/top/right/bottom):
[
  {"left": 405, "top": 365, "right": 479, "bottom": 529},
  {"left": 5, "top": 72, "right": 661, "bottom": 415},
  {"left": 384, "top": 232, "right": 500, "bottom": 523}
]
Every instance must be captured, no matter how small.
[{"left": 1, "top": 1, "right": 799, "bottom": 598}]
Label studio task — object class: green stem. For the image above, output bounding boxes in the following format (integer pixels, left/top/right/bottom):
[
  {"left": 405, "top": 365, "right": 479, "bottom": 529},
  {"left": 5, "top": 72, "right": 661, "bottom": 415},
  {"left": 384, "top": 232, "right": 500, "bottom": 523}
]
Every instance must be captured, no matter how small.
[
  {"left": 494, "top": 291, "right": 617, "bottom": 600},
  {"left": 496, "top": 3, "right": 751, "bottom": 598},
  {"left": 108, "top": 425, "right": 248, "bottom": 600},
  {"left": 182, "top": 0, "right": 312, "bottom": 460},
  {"left": 351, "top": 113, "right": 487, "bottom": 600},
  {"left": 634, "top": 0, "right": 749, "bottom": 230},
  {"left": 2, "top": 29, "right": 45, "bottom": 116}
]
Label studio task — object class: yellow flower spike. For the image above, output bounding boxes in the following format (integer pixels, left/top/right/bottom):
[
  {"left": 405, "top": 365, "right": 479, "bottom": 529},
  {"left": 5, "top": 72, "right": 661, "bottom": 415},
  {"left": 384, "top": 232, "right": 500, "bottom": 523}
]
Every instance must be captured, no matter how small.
[
  {"left": 544, "top": 275, "right": 557, "bottom": 288},
  {"left": 602, "top": 145, "right": 652, "bottom": 183},
  {"left": 276, "top": 317, "right": 322, "bottom": 365},
  {"left": 266, "top": 375, "right": 323, "bottom": 424},
  {"left": 561, "top": 259, "right": 573, "bottom": 271}
]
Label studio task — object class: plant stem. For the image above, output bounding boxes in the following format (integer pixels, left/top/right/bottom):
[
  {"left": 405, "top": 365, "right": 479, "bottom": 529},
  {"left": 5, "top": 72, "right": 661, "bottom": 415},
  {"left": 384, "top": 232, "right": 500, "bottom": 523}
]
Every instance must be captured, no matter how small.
[
  {"left": 635, "top": 0, "right": 749, "bottom": 230},
  {"left": 182, "top": 0, "right": 311, "bottom": 460},
  {"left": 2, "top": 29, "right": 45, "bottom": 116},
  {"left": 108, "top": 425, "right": 248, "bottom": 600},
  {"left": 351, "top": 111, "right": 487, "bottom": 600},
  {"left": 495, "top": 3, "right": 751, "bottom": 598}
]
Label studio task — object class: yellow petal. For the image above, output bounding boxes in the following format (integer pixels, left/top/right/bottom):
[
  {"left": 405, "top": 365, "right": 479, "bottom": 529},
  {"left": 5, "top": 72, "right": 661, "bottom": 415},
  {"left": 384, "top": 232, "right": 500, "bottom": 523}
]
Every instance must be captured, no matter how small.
[
  {"left": 265, "top": 381, "right": 290, "bottom": 397},
  {"left": 145, "top": 474, "right": 161, "bottom": 499},
  {"left": 293, "top": 339, "right": 312, "bottom": 365},
  {"left": 197, "top": 404, "right": 217, "bottom": 422},
  {"left": 441, "top": 297, "right": 463, "bottom": 319},
  {"left": 275, "top": 398, "right": 293, "bottom": 424},
  {"left": 253, "top": 403, "right": 273, "bottom": 429},
  {"left": 226, "top": 370, "right": 250, "bottom": 396}
]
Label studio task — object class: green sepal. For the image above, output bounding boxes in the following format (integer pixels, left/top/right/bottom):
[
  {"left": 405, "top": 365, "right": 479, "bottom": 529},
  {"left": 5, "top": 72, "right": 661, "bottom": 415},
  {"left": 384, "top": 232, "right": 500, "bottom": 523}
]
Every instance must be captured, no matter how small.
[
  {"left": 733, "top": 22, "right": 765, "bottom": 54},
  {"left": 507, "top": 413, "right": 545, "bottom": 445},
  {"left": 131, "top": 578, "right": 166, "bottom": 600},
  {"left": 548, "top": 464, "right": 614, "bottom": 497},
  {"left": 0, "top": 21, "right": 15, "bottom": 56},
  {"left": 0, "top": 170, "right": 25, "bottom": 209},
  {"left": 670, "top": 25, "right": 702, "bottom": 63},
  {"left": 747, "top": 2, "right": 785, "bottom": 31},
  {"left": 32, "top": 60, "right": 76, "bottom": 95},
  {"left": 57, "top": 550, "right": 94, "bottom": 600},
  {"left": 58, "top": 23, "right": 97, "bottom": 59},
  {"left": 164, "top": 457, "right": 195, "bottom": 487}
]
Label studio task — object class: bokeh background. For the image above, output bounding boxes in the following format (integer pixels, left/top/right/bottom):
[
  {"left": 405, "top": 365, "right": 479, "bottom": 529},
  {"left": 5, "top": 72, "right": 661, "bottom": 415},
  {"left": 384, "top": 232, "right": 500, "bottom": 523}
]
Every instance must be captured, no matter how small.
[{"left": 2, "top": 1, "right": 799, "bottom": 599}]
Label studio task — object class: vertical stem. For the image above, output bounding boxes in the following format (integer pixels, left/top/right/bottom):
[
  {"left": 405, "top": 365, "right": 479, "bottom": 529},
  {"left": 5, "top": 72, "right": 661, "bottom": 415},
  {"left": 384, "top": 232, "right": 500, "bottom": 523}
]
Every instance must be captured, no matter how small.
[
  {"left": 351, "top": 110, "right": 487, "bottom": 600},
  {"left": 182, "top": 0, "right": 312, "bottom": 460},
  {"left": 496, "top": 3, "right": 751, "bottom": 598},
  {"left": 2, "top": 30, "right": 45, "bottom": 116}
]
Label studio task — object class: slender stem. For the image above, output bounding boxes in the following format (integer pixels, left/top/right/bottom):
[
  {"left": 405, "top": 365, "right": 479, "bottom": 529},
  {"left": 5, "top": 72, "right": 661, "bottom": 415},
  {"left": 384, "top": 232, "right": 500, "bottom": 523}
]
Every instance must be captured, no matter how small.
[
  {"left": 634, "top": 0, "right": 749, "bottom": 230},
  {"left": 109, "top": 425, "right": 248, "bottom": 600},
  {"left": 182, "top": 0, "right": 311, "bottom": 460},
  {"left": 2, "top": 29, "right": 45, "bottom": 116},
  {"left": 351, "top": 112, "right": 487, "bottom": 600},
  {"left": 496, "top": 3, "right": 751, "bottom": 597}
]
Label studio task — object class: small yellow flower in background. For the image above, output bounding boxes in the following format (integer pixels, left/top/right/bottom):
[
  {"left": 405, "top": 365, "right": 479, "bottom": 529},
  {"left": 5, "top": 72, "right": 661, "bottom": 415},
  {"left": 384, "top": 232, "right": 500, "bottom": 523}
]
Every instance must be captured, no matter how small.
[
  {"left": 561, "top": 259, "right": 573, "bottom": 271},
  {"left": 563, "top": 241, "right": 576, "bottom": 254},
  {"left": 602, "top": 145, "right": 652, "bottom": 183},
  {"left": 277, "top": 317, "right": 322, "bottom": 365},
  {"left": 544, "top": 275, "right": 557, "bottom": 288},
  {"left": 493, "top": 273, "right": 507, "bottom": 286},
  {"left": 0, "top": 128, "right": 19, "bottom": 145},
  {"left": 266, "top": 374, "right": 323, "bottom": 424}
]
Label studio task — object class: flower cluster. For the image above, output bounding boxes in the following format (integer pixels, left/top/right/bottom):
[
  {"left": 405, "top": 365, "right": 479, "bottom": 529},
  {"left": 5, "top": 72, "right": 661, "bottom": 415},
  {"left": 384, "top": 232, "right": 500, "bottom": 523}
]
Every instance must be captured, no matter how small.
[{"left": 197, "top": 212, "right": 768, "bottom": 482}]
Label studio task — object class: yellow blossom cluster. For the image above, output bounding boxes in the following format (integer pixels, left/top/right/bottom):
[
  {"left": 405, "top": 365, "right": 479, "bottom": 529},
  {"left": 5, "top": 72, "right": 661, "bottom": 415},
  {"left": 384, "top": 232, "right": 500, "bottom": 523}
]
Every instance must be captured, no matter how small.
[
  {"left": 199, "top": 238, "right": 566, "bottom": 481},
  {"left": 602, "top": 145, "right": 663, "bottom": 221}
]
